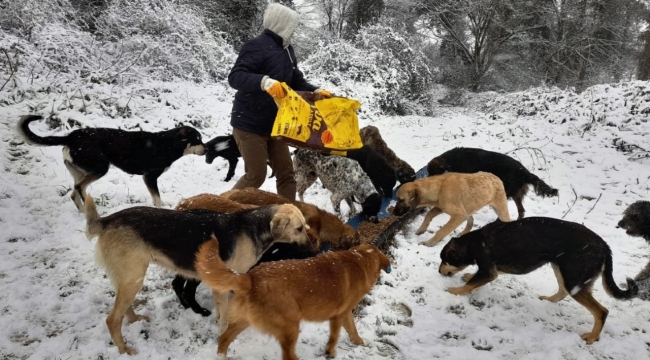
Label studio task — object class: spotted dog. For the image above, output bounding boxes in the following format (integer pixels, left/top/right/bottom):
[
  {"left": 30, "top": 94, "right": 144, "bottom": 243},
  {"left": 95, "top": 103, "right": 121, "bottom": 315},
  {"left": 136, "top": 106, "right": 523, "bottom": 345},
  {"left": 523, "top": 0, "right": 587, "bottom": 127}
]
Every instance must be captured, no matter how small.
[
  {"left": 294, "top": 149, "right": 382, "bottom": 222},
  {"left": 17, "top": 115, "right": 206, "bottom": 210}
]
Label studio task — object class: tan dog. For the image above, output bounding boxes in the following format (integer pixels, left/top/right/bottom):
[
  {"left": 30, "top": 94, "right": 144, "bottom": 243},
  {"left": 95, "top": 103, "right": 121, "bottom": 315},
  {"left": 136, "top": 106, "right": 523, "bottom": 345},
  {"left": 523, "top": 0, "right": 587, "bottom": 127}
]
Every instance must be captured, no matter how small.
[
  {"left": 222, "top": 188, "right": 360, "bottom": 249},
  {"left": 195, "top": 238, "right": 392, "bottom": 360},
  {"left": 84, "top": 194, "right": 311, "bottom": 355},
  {"left": 393, "top": 172, "right": 511, "bottom": 246},
  {"left": 172, "top": 193, "right": 321, "bottom": 319}
]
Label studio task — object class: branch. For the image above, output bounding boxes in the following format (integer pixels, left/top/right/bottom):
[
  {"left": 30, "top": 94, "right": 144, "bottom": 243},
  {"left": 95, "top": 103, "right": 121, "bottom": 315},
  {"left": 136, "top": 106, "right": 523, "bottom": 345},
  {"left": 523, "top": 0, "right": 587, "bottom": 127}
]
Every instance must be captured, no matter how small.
[{"left": 0, "top": 48, "right": 16, "bottom": 92}]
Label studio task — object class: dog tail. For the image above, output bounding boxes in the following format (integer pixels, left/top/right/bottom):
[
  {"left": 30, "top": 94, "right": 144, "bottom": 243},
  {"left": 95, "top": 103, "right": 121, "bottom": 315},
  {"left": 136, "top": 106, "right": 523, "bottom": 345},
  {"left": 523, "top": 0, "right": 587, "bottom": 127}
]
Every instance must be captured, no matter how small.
[
  {"left": 527, "top": 173, "right": 558, "bottom": 198},
  {"left": 602, "top": 249, "right": 638, "bottom": 300},
  {"left": 195, "top": 237, "right": 252, "bottom": 294},
  {"left": 84, "top": 194, "right": 103, "bottom": 240},
  {"left": 17, "top": 115, "right": 69, "bottom": 146}
]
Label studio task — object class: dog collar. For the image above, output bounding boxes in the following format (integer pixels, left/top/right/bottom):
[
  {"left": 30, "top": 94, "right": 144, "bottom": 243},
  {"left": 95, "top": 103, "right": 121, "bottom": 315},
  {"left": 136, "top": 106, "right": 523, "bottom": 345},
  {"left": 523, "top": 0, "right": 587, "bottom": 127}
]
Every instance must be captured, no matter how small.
[{"left": 385, "top": 265, "right": 392, "bottom": 273}]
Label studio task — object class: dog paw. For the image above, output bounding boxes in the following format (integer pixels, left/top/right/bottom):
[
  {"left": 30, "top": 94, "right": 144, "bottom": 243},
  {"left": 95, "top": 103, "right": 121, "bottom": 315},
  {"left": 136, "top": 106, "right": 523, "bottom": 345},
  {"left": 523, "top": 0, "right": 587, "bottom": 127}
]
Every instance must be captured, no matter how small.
[
  {"left": 217, "top": 353, "right": 228, "bottom": 360},
  {"left": 446, "top": 286, "right": 470, "bottom": 296},
  {"left": 580, "top": 332, "right": 600, "bottom": 344},
  {"left": 119, "top": 345, "right": 138, "bottom": 355},
  {"left": 461, "top": 273, "right": 474, "bottom": 282},
  {"left": 471, "top": 339, "right": 493, "bottom": 351},
  {"left": 418, "top": 241, "right": 434, "bottom": 247},
  {"left": 194, "top": 307, "right": 211, "bottom": 317}
]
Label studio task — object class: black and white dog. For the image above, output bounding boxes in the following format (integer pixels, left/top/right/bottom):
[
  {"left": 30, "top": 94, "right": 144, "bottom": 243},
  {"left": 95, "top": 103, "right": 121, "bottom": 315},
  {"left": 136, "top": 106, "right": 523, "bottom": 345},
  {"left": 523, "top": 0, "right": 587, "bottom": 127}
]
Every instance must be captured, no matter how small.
[
  {"left": 294, "top": 149, "right": 382, "bottom": 222},
  {"left": 204, "top": 134, "right": 274, "bottom": 182},
  {"left": 17, "top": 115, "right": 206, "bottom": 210}
]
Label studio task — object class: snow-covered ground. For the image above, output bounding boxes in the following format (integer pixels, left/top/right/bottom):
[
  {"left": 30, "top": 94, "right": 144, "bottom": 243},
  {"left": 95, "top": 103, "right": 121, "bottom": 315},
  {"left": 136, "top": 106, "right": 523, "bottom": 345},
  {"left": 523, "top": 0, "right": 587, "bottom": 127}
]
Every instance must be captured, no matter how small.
[{"left": 1, "top": 80, "right": 650, "bottom": 360}]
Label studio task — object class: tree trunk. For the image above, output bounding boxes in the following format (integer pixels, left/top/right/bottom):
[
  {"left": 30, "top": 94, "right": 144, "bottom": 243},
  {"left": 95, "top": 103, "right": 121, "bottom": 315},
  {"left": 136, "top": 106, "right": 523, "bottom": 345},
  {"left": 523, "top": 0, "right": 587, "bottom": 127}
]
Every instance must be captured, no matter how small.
[{"left": 639, "top": 29, "right": 650, "bottom": 81}]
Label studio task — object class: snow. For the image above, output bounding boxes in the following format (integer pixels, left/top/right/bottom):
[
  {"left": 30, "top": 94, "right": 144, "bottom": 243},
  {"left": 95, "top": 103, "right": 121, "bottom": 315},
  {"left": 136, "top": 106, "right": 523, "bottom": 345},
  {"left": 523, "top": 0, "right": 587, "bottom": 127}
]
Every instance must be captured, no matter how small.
[{"left": 1, "top": 79, "right": 650, "bottom": 360}]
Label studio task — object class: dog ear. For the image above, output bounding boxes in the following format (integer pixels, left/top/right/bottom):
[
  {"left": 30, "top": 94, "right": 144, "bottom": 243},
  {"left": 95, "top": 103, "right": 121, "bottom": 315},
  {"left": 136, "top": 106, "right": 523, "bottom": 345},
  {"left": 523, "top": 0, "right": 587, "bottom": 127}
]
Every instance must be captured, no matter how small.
[
  {"left": 177, "top": 127, "right": 188, "bottom": 137},
  {"left": 270, "top": 213, "right": 290, "bottom": 239},
  {"left": 409, "top": 188, "right": 419, "bottom": 205}
]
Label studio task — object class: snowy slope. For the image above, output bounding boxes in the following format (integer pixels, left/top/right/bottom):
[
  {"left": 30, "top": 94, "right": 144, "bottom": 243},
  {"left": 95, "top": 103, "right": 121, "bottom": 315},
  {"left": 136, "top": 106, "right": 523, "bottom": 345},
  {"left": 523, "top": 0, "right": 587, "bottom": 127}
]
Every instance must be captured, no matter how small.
[{"left": 1, "top": 80, "right": 650, "bottom": 360}]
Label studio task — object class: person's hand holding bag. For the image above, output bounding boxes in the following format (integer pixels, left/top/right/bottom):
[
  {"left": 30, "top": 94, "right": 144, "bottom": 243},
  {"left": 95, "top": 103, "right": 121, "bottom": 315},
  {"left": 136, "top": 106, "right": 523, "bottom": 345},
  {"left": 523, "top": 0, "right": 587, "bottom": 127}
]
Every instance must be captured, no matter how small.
[{"left": 261, "top": 77, "right": 287, "bottom": 98}]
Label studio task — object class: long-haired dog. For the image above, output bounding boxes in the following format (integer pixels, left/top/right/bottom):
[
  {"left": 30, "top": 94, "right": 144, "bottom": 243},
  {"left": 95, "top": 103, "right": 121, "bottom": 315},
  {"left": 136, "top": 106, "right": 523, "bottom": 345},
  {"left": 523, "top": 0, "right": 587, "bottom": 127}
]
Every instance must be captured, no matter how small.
[
  {"left": 359, "top": 125, "right": 416, "bottom": 184},
  {"left": 427, "top": 147, "right": 558, "bottom": 219},
  {"left": 84, "top": 195, "right": 311, "bottom": 355},
  {"left": 393, "top": 172, "right": 511, "bottom": 246},
  {"left": 18, "top": 115, "right": 206, "bottom": 210},
  {"left": 293, "top": 149, "right": 382, "bottom": 222},
  {"left": 618, "top": 200, "right": 650, "bottom": 300},
  {"left": 172, "top": 193, "right": 321, "bottom": 317},
  {"left": 439, "top": 217, "right": 638, "bottom": 344},
  {"left": 195, "top": 239, "right": 392, "bottom": 360}
]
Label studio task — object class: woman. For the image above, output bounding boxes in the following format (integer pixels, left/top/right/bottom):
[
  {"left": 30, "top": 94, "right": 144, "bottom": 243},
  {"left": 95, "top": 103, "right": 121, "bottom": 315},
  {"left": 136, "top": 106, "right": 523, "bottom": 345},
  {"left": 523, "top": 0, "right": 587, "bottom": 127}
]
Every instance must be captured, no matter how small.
[{"left": 228, "top": 3, "right": 331, "bottom": 200}]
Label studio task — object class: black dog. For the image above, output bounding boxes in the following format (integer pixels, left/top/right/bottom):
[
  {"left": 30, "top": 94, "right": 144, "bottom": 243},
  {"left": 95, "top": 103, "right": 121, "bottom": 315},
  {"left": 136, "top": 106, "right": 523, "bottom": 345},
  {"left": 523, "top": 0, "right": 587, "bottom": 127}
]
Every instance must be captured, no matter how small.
[
  {"left": 427, "top": 147, "right": 558, "bottom": 219},
  {"left": 439, "top": 217, "right": 637, "bottom": 344},
  {"left": 346, "top": 145, "right": 397, "bottom": 198},
  {"left": 204, "top": 134, "right": 274, "bottom": 182},
  {"left": 18, "top": 115, "right": 206, "bottom": 210},
  {"left": 618, "top": 200, "right": 650, "bottom": 300}
]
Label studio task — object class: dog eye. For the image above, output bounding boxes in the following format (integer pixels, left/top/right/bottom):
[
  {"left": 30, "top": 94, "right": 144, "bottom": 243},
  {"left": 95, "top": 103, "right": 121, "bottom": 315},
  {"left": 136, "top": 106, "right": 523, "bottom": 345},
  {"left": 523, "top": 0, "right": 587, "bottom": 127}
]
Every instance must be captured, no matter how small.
[{"left": 297, "top": 226, "right": 303, "bottom": 232}]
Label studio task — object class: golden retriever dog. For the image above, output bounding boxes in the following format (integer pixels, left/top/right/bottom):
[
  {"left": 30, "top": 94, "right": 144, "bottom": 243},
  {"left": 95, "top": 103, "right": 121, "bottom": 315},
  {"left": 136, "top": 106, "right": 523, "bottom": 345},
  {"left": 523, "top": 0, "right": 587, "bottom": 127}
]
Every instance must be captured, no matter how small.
[
  {"left": 222, "top": 188, "right": 360, "bottom": 250},
  {"left": 195, "top": 238, "right": 392, "bottom": 360},
  {"left": 393, "top": 172, "right": 511, "bottom": 246},
  {"left": 172, "top": 193, "right": 320, "bottom": 317},
  {"left": 84, "top": 194, "right": 311, "bottom": 355}
]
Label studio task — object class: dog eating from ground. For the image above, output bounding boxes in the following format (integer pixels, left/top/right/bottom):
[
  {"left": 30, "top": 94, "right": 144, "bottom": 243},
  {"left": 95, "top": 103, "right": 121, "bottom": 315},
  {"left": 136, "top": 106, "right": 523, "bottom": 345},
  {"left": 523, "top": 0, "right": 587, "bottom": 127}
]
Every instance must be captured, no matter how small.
[
  {"left": 393, "top": 172, "right": 511, "bottom": 246},
  {"left": 426, "top": 147, "right": 558, "bottom": 219},
  {"left": 359, "top": 125, "right": 416, "bottom": 184},
  {"left": 618, "top": 200, "right": 650, "bottom": 300},
  {"left": 84, "top": 194, "right": 312, "bottom": 355},
  {"left": 221, "top": 188, "right": 361, "bottom": 250},
  {"left": 17, "top": 115, "right": 206, "bottom": 210},
  {"left": 293, "top": 149, "right": 382, "bottom": 222},
  {"left": 345, "top": 145, "right": 397, "bottom": 198},
  {"left": 204, "top": 134, "right": 273, "bottom": 182},
  {"left": 195, "top": 239, "right": 392, "bottom": 360},
  {"left": 172, "top": 193, "right": 322, "bottom": 317},
  {"left": 439, "top": 217, "right": 638, "bottom": 344}
]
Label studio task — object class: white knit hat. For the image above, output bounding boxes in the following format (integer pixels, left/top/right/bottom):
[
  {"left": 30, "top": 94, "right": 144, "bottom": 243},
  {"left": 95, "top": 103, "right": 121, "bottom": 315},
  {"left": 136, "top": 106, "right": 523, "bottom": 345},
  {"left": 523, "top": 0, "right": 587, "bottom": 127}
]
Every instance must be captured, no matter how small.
[{"left": 263, "top": 3, "right": 299, "bottom": 46}]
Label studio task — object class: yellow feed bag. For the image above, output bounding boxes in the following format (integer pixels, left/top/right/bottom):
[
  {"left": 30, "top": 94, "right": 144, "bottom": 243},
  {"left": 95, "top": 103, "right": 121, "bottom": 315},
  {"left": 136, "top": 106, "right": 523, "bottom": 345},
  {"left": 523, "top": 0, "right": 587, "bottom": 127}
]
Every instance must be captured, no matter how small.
[{"left": 271, "top": 83, "right": 363, "bottom": 155}]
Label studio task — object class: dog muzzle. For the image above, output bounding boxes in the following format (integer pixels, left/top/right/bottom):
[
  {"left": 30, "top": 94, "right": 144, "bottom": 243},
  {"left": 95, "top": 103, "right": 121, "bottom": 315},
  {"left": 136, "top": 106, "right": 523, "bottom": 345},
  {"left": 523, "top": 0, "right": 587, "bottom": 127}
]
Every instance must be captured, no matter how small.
[{"left": 385, "top": 265, "right": 392, "bottom": 273}]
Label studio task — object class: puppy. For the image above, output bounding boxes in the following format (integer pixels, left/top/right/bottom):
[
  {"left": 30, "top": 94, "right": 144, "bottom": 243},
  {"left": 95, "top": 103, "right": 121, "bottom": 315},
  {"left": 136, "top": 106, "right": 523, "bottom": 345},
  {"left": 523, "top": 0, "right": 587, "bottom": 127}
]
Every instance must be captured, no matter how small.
[
  {"left": 393, "top": 172, "right": 511, "bottom": 246},
  {"left": 618, "top": 200, "right": 650, "bottom": 300},
  {"left": 427, "top": 147, "right": 558, "bottom": 219},
  {"left": 195, "top": 239, "right": 392, "bottom": 360},
  {"left": 18, "top": 115, "right": 206, "bottom": 210},
  {"left": 204, "top": 134, "right": 274, "bottom": 182},
  {"left": 172, "top": 193, "right": 321, "bottom": 316},
  {"left": 345, "top": 145, "right": 397, "bottom": 198},
  {"left": 439, "top": 217, "right": 638, "bottom": 344},
  {"left": 222, "top": 188, "right": 361, "bottom": 250},
  {"left": 84, "top": 194, "right": 312, "bottom": 355},
  {"left": 294, "top": 149, "right": 382, "bottom": 222},
  {"left": 359, "top": 125, "right": 416, "bottom": 184}
]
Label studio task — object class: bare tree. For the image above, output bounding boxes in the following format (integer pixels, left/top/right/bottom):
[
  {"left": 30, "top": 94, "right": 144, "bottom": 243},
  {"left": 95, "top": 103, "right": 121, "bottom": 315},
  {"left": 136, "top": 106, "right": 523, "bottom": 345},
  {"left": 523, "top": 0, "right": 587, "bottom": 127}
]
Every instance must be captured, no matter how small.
[
  {"left": 420, "top": 0, "right": 540, "bottom": 91},
  {"left": 639, "top": 20, "right": 650, "bottom": 80},
  {"left": 308, "top": 0, "right": 352, "bottom": 37}
]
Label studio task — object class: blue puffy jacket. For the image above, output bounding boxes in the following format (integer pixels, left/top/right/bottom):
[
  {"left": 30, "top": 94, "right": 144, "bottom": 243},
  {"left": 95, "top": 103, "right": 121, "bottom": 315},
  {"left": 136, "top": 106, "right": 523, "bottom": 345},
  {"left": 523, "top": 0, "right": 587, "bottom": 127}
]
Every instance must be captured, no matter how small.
[{"left": 228, "top": 30, "right": 318, "bottom": 135}]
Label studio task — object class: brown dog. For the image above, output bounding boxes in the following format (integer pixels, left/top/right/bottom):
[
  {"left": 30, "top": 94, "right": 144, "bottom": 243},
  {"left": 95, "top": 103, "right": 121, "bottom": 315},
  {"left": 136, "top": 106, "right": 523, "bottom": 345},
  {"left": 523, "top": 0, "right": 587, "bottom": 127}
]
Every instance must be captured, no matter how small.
[
  {"left": 393, "top": 172, "right": 511, "bottom": 246},
  {"left": 84, "top": 194, "right": 311, "bottom": 355},
  {"left": 172, "top": 193, "right": 321, "bottom": 318},
  {"left": 222, "top": 188, "right": 360, "bottom": 249},
  {"left": 195, "top": 238, "right": 392, "bottom": 360}
]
